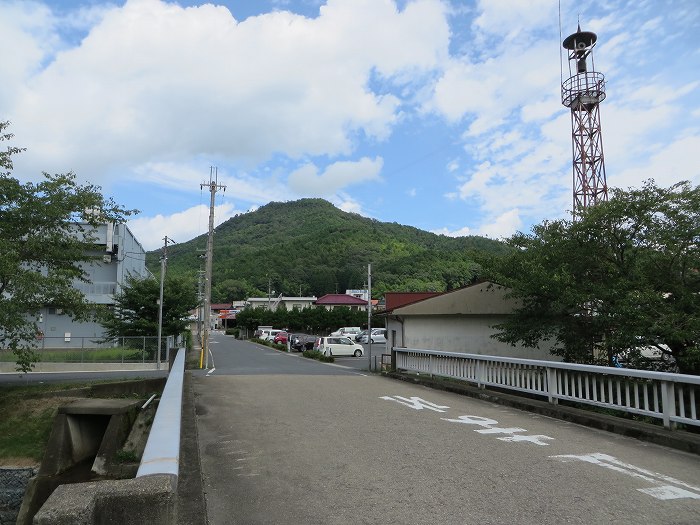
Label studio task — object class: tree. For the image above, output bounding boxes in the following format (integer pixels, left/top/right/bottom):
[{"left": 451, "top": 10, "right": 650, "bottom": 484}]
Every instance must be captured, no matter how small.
[
  {"left": 99, "top": 274, "right": 199, "bottom": 342},
  {"left": 234, "top": 305, "right": 368, "bottom": 336},
  {"left": 0, "top": 121, "right": 136, "bottom": 372},
  {"left": 482, "top": 180, "right": 700, "bottom": 374}
]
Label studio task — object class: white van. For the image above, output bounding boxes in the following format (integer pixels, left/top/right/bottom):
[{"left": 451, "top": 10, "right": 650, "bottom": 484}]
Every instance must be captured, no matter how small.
[
  {"left": 329, "top": 327, "right": 361, "bottom": 337},
  {"left": 314, "top": 336, "right": 364, "bottom": 357},
  {"left": 259, "top": 329, "right": 282, "bottom": 341}
]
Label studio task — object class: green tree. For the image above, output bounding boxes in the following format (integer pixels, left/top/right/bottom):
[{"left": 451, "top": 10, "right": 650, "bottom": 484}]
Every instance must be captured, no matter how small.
[
  {"left": 0, "top": 122, "right": 136, "bottom": 372},
  {"left": 482, "top": 180, "right": 700, "bottom": 374},
  {"left": 99, "top": 274, "right": 199, "bottom": 341}
]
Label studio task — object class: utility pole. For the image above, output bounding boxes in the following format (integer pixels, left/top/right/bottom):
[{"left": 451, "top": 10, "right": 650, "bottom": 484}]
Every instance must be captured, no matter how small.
[
  {"left": 200, "top": 167, "right": 226, "bottom": 369},
  {"left": 157, "top": 236, "right": 174, "bottom": 370},
  {"left": 366, "top": 263, "right": 372, "bottom": 371},
  {"left": 196, "top": 269, "right": 205, "bottom": 341}
]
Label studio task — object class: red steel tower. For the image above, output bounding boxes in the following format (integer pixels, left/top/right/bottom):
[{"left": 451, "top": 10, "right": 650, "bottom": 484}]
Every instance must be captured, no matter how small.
[{"left": 561, "top": 25, "right": 608, "bottom": 216}]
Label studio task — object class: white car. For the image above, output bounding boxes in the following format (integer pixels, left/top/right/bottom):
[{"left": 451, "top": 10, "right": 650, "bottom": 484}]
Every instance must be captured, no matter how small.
[
  {"left": 315, "top": 336, "right": 364, "bottom": 357},
  {"left": 259, "top": 329, "right": 282, "bottom": 341},
  {"left": 358, "top": 328, "right": 386, "bottom": 344},
  {"left": 329, "top": 327, "right": 362, "bottom": 338}
]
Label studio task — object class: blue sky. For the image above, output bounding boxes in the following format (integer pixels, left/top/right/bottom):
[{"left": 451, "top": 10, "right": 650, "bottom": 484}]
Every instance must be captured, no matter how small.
[{"left": 2, "top": 0, "right": 699, "bottom": 250}]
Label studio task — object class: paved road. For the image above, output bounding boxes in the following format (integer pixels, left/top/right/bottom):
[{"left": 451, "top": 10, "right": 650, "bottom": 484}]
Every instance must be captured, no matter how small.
[{"left": 193, "top": 332, "right": 700, "bottom": 524}]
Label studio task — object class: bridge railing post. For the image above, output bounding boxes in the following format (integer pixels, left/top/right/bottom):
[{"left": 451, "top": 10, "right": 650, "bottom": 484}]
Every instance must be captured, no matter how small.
[
  {"left": 546, "top": 367, "right": 558, "bottom": 404},
  {"left": 660, "top": 381, "right": 677, "bottom": 430}
]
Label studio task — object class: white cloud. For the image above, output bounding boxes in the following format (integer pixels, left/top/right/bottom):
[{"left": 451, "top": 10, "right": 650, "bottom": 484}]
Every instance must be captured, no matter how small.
[
  {"left": 288, "top": 157, "right": 383, "bottom": 196},
  {"left": 128, "top": 202, "right": 237, "bottom": 251},
  {"left": 431, "top": 225, "right": 472, "bottom": 237},
  {"left": 473, "top": 0, "right": 557, "bottom": 40},
  {"left": 335, "top": 196, "right": 364, "bottom": 215},
  {"left": 5, "top": 0, "right": 450, "bottom": 184},
  {"left": 611, "top": 135, "right": 700, "bottom": 190},
  {"left": 478, "top": 208, "right": 523, "bottom": 239},
  {"left": 434, "top": 208, "right": 523, "bottom": 241},
  {"left": 427, "top": 38, "right": 560, "bottom": 134}
]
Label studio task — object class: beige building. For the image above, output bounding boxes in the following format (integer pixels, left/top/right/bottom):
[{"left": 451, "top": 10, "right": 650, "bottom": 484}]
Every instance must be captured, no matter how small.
[{"left": 383, "top": 281, "right": 558, "bottom": 361}]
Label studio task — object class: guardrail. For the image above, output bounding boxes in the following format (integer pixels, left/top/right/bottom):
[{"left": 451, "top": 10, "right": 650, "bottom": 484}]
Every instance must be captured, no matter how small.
[
  {"left": 393, "top": 348, "right": 700, "bottom": 430},
  {"left": 137, "top": 347, "right": 185, "bottom": 477}
]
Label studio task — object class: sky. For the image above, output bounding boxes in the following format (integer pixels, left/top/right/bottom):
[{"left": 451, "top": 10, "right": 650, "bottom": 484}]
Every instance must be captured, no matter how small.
[{"left": 2, "top": 0, "right": 699, "bottom": 251}]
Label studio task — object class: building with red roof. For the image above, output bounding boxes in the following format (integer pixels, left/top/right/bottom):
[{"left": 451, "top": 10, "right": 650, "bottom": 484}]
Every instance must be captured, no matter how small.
[{"left": 314, "top": 294, "right": 369, "bottom": 311}]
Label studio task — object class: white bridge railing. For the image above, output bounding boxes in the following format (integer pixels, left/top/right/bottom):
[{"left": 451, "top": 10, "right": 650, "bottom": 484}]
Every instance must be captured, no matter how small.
[{"left": 393, "top": 348, "right": 700, "bottom": 430}]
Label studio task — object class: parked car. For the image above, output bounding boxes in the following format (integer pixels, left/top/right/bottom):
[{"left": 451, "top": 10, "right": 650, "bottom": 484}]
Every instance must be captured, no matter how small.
[
  {"left": 358, "top": 328, "right": 386, "bottom": 344},
  {"left": 259, "top": 329, "right": 282, "bottom": 341},
  {"left": 289, "top": 334, "right": 318, "bottom": 351},
  {"left": 273, "top": 331, "right": 289, "bottom": 345},
  {"left": 314, "top": 336, "right": 364, "bottom": 357},
  {"left": 354, "top": 330, "right": 368, "bottom": 342},
  {"left": 329, "top": 327, "right": 361, "bottom": 338}
]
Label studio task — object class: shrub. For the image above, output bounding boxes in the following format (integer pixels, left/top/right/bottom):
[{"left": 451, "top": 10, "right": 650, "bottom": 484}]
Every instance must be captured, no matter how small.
[{"left": 303, "top": 349, "right": 334, "bottom": 363}]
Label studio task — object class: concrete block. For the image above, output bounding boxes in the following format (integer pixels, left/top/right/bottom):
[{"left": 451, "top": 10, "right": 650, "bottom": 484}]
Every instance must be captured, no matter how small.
[{"left": 33, "top": 474, "right": 177, "bottom": 525}]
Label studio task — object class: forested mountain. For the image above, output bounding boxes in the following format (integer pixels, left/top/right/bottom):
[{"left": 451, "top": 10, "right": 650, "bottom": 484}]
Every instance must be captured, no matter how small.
[{"left": 146, "top": 199, "right": 509, "bottom": 303}]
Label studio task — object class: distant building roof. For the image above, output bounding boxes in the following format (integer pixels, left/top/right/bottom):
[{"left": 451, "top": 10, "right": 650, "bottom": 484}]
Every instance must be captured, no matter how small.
[
  {"left": 383, "top": 292, "right": 443, "bottom": 312},
  {"left": 315, "top": 294, "right": 369, "bottom": 306},
  {"left": 211, "top": 303, "right": 232, "bottom": 311}
]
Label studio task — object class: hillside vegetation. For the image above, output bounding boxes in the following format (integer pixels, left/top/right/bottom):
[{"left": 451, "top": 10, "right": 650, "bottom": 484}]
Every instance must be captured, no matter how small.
[{"left": 147, "top": 198, "right": 508, "bottom": 302}]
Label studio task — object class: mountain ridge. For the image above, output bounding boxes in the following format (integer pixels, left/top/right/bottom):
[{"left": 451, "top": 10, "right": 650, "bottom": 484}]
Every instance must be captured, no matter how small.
[{"left": 147, "top": 198, "right": 508, "bottom": 302}]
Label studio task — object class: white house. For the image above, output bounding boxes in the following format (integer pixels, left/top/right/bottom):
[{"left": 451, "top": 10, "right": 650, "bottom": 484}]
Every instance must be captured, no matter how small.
[
  {"left": 245, "top": 296, "right": 318, "bottom": 311},
  {"left": 383, "top": 281, "right": 558, "bottom": 361}
]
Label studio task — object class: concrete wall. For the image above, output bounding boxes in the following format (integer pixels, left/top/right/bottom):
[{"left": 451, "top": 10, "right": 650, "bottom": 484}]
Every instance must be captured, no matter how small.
[{"left": 387, "top": 314, "right": 559, "bottom": 361}]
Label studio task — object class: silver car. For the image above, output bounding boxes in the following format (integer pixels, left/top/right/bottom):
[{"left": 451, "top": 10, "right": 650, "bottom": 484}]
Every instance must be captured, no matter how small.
[{"left": 358, "top": 328, "right": 386, "bottom": 344}]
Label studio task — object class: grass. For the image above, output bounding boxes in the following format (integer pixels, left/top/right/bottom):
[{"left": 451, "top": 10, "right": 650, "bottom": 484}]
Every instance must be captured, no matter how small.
[
  {"left": 0, "top": 347, "right": 153, "bottom": 363},
  {"left": 0, "top": 380, "right": 133, "bottom": 465},
  {"left": 113, "top": 449, "right": 139, "bottom": 463}
]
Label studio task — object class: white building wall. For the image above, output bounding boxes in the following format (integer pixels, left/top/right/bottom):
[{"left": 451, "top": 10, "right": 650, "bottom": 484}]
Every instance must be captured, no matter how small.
[
  {"left": 389, "top": 315, "right": 559, "bottom": 361},
  {"left": 37, "top": 223, "right": 148, "bottom": 347},
  {"left": 246, "top": 297, "right": 317, "bottom": 311}
]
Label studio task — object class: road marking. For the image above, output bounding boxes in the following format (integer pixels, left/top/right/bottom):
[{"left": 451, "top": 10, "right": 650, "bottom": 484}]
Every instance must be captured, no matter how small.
[
  {"left": 639, "top": 486, "right": 700, "bottom": 500},
  {"left": 497, "top": 434, "right": 554, "bottom": 446},
  {"left": 441, "top": 414, "right": 554, "bottom": 446},
  {"left": 549, "top": 453, "right": 700, "bottom": 500},
  {"left": 442, "top": 415, "right": 499, "bottom": 427},
  {"left": 206, "top": 367, "right": 216, "bottom": 376},
  {"left": 380, "top": 395, "right": 450, "bottom": 412}
]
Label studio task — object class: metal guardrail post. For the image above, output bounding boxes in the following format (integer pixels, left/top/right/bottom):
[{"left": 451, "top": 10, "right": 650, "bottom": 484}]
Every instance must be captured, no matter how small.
[
  {"left": 660, "top": 381, "right": 676, "bottom": 430},
  {"left": 476, "top": 360, "right": 484, "bottom": 389},
  {"left": 546, "top": 367, "right": 558, "bottom": 404}
]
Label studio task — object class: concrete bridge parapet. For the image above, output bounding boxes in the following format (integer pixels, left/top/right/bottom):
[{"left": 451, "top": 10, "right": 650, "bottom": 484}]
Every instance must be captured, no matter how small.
[{"left": 32, "top": 348, "right": 186, "bottom": 524}]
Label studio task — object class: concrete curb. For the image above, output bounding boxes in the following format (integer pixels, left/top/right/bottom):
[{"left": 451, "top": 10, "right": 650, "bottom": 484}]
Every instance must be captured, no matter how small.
[
  {"left": 384, "top": 371, "right": 700, "bottom": 455},
  {"left": 176, "top": 372, "right": 207, "bottom": 525}
]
